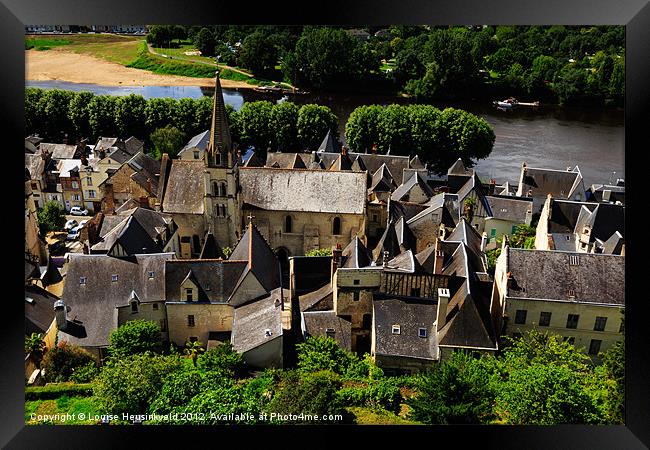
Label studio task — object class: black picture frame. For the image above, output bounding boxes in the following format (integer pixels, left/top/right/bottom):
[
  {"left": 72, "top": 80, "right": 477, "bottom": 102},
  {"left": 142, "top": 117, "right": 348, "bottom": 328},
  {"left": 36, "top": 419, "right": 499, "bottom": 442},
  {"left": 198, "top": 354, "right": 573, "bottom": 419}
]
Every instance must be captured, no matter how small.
[{"left": 3, "top": 1, "right": 648, "bottom": 447}]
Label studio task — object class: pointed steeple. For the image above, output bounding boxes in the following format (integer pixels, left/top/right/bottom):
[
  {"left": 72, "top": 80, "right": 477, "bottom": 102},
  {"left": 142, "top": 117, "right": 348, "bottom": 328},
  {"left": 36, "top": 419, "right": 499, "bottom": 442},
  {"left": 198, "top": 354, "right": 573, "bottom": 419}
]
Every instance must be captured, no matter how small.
[{"left": 207, "top": 71, "right": 232, "bottom": 158}]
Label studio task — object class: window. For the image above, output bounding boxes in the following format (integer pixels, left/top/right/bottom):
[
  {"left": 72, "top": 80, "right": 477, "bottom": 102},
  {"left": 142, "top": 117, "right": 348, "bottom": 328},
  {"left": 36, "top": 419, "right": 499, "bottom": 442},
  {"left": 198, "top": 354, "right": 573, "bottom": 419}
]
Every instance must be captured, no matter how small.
[
  {"left": 285, "top": 216, "right": 292, "bottom": 233},
  {"left": 31, "top": 182, "right": 38, "bottom": 190},
  {"left": 353, "top": 291, "right": 360, "bottom": 302},
  {"left": 193, "top": 151, "right": 199, "bottom": 160},
  {"left": 539, "top": 311, "right": 552, "bottom": 327},
  {"left": 192, "top": 235, "right": 201, "bottom": 254},
  {"left": 583, "top": 228, "right": 589, "bottom": 235},
  {"left": 72, "top": 181, "right": 79, "bottom": 189},
  {"left": 392, "top": 325, "right": 401, "bottom": 335},
  {"left": 88, "top": 190, "right": 96, "bottom": 198},
  {"left": 148, "top": 271, "right": 155, "bottom": 279},
  {"left": 152, "top": 303, "right": 159, "bottom": 310},
  {"left": 186, "top": 288, "right": 193, "bottom": 301},
  {"left": 514, "top": 309, "right": 527, "bottom": 325},
  {"left": 187, "top": 315, "right": 195, "bottom": 327},
  {"left": 566, "top": 314, "right": 580, "bottom": 329},
  {"left": 213, "top": 182, "right": 219, "bottom": 196},
  {"left": 130, "top": 301, "right": 138, "bottom": 313},
  {"left": 567, "top": 289, "right": 576, "bottom": 298},
  {"left": 214, "top": 153, "right": 221, "bottom": 165},
  {"left": 362, "top": 314, "right": 372, "bottom": 329},
  {"left": 594, "top": 316, "right": 607, "bottom": 332},
  {"left": 79, "top": 277, "right": 86, "bottom": 285},
  {"left": 353, "top": 279, "right": 360, "bottom": 286},
  {"left": 588, "top": 339, "right": 602, "bottom": 356},
  {"left": 325, "top": 328, "right": 336, "bottom": 338},
  {"left": 111, "top": 274, "right": 118, "bottom": 282},
  {"left": 333, "top": 217, "right": 341, "bottom": 235},
  {"left": 372, "top": 214, "right": 378, "bottom": 222},
  {"left": 569, "top": 255, "right": 579, "bottom": 266},
  {"left": 73, "top": 194, "right": 80, "bottom": 201},
  {"left": 418, "top": 328, "right": 427, "bottom": 338},
  {"left": 86, "top": 177, "right": 92, "bottom": 186},
  {"left": 220, "top": 183, "right": 227, "bottom": 197}
]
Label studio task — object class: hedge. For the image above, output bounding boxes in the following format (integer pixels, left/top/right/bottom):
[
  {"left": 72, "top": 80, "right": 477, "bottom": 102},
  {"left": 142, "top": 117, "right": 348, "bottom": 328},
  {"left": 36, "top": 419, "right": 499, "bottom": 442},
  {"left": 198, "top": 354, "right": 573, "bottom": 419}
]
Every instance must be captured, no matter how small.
[{"left": 25, "top": 382, "right": 94, "bottom": 400}]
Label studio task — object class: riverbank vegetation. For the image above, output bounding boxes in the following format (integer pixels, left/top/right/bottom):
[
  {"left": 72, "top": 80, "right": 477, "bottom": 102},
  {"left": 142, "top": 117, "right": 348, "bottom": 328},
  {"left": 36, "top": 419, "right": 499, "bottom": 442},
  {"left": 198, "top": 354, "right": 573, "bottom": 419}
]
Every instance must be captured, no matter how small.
[
  {"left": 25, "top": 88, "right": 495, "bottom": 171},
  {"left": 26, "top": 327, "right": 623, "bottom": 426},
  {"left": 144, "top": 25, "right": 624, "bottom": 106}
]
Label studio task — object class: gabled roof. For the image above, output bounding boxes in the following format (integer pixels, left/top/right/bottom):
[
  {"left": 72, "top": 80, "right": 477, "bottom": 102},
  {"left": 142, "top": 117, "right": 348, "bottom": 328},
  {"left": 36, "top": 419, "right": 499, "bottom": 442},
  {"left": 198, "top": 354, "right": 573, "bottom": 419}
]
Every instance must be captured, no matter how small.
[
  {"left": 199, "top": 231, "right": 225, "bottom": 259},
  {"left": 548, "top": 199, "right": 598, "bottom": 233},
  {"left": 406, "top": 193, "right": 460, "bottom": 229},
  {"left": 165, "top": 259, "right": 247, "bottom": 303},
  {"left": 60, "top": 253, "right": 174, "bottom": 347},
  {"left": 372, "top": 220, "right": 401, "bottom": 264},
  {"left": 351, "top": 155, "right": 367, "bottom": 172},
  {"left": 518, "top": 165, "right": 584, "bottom": 199},
  {"left": 302, "top": 311, "right": 352, "bottom": 351},
  {"left": 239, "top": 168, "right": 367, "bottom": 215},
  {"left": 394, "top": 216, "right": 416, "bottom": 251},
  {"left": 388, "top": 199, "right": 430, "bottom": 224},
  {"left": 179, "top": 130, "right": 210, "bottom": 156},
  {"left": 231, "top": 288, "right": 284, "bottom": 354},
  {"left": 444, "top": 219, "right": 487, "bottom": 273},
  {"left": 25, "top": 284, "right": 59, "bottom": 335},
  {"left": 40, "top": 143, "right": 80, "bottom": 160},
  {"left": 124, "top": 136, "right": 144, "bottom": 156},
  {"left": 447, "top": 158, "right": 472, "bottom": 176},
  {"left": 410, "top": 155, "right": 425, "bottom": 169},
  {"left": 341, "top": 236, "right": 373, "bottom": 269},
  {"left": 97, "top": 207, "right": 173, "bottom": 248},
  {"left": 369, "top": 163, "right": 397, "bottom": 192},
  {"left": 602, "top": 231, "right": 624, "bottom": 255},
  {"left": 574, "top": 203, "right": 625, "bottom": 243},
  {"left": 485, "top": 195, "right": 533, "bottom": 223},
  {"left": 328, "top": 153, "right": 353, "bottom": 171},
  {"left": 373, "top": 297, "right": 438, "bottom": 360},
  {"left": 317, "top": 130, "right": 340, "bottom": 153},
  {"left": 122, "top": 152, "right": 160, "bottom": 196},
  {"left": 56, "top": 159, "right": 81, "bottom": 178},
  {"left": 456, "top": 173, "right": 492, "bottom": 216},
  {"left": 229, "top": 221, "right": 279, "bottom": 292},
  {"left": 415, "top": 244, "right": 437, "bottom": 274},
  {"left": 25, "top": 154, "right": 46, "bottom": 180},
  {"left": 161, "top": 160, "right": 205, "bottom": 214},
  {"left": 506, "top": 248, "right": 625, "bottom": 305},
  {"left": 265, "top": 152, "right": 314, "bottom": 169},
  {"left": 92, "top": 215, "right": 162, "bottom": 255},
  {"left": 385, "top": 249, "right": 422, "bottom": 273},
  {"left": 102, "top": 147, "right": 132, "bottom": 165},
  {"left": 390, "top": 171, "right": 434, "bottom": 203},
  {"left": 299, "top": 282, "right": 334, "bottom": 312},
  {"left": 318, "top": 152, "right": 411, "bottom": 184}
]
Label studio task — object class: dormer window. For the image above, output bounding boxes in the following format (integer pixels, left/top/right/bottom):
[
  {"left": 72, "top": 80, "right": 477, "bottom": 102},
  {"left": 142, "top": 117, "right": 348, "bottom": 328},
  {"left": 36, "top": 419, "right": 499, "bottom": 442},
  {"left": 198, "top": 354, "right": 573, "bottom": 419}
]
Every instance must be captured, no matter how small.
[
  {"left": 265, "top": 329, "right": 272, "bottom": 337},
  {"left": 148, "top": 271, "right": 155, "bottom": 279},
  {"left": 392, "top": 325, "right": 401, "bottom": 335},
  {"left": 111, "top": 274, "right": 118, "bottom": 282},
  {"left": 193, "top": 150, "right": 199, "bottom": 160},
  {"left": 569, "top": 255, "right": 579, "bottom": 266},
  {"left": 418, "top": 328, "right": 427, "bottom": 338},
  {"left": 79, "top": 277, "right": 86, "bottom": 285},
  {"left": 583, "top": 228, "right": 589, "bottom": 234},
  {"left": 185, "top": 288, "right": 193, "bottom": 301},
  {"left": 131, "top": 301, "right": 138, "bottom": 313}
]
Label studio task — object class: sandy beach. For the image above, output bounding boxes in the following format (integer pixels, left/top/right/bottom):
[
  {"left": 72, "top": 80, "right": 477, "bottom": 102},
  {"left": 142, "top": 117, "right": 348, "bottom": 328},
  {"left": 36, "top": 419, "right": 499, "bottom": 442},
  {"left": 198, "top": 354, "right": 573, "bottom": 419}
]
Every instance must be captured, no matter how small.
[{"left": 25, "top": 49, "right": 253, "bottom": 89}]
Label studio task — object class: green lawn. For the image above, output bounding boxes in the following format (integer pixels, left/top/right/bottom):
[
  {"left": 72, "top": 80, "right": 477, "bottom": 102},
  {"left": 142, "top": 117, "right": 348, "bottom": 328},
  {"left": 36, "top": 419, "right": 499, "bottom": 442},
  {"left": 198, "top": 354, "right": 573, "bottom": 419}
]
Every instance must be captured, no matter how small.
[
  {"left": 25, "top": 38, "right": 72, "bottom": 51},
  {"left": 25, "top": 395, "right": 102, "bottom": 425}
]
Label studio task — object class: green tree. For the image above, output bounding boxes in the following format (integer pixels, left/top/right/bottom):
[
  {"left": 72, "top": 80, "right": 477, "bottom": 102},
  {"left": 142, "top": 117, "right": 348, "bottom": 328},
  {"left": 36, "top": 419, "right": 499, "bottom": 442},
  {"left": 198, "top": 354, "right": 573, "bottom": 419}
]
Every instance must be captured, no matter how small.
[
  {"left": 149, "top": 125, "right": 186, "bottom": 160},
  {"left": 184, "top": 340, "right": 205, "bottom": 367},
  {"left": 108, "top": 320, "right": 162, "bottom": 358},
  {"left": 147, "top": 25, "right": 174, "bottom": 48},
  {"left": 144, "top": 97, "right": 178, "bottom": 133},
  {"left": 305, "top": 248, "right": 333, "bottom": 256},
  {"left": 238, "top": 100, "right": 274, "bottom": 152},
  {"left": 270, "top": 101, "right": 299, "bottom": 151},
  {"left": 37, "top": 200, "right": 66, "bottom": 235},
  {"left": 595, "top": 340, "right": 625, "bottom": 423},
  {"left": 115, "top": 94, "right": 147, "bottom": 139},
  {"left": 41, "top": 341, "right": 96, "bottom": 383},
  {"left": 25, "top": 88, "right": 46, "bottom": 136},
  {"left": 67, "top": 91, "right": 95, "bottom": 139},
  {"left": 40, "top": 89, "right": 75, "bottom": 140},
  {"left": 149, "top": 368, "right": 205, "bottom": 415},
  {"left": 508, "top": 224, "right": 536, "bottom": 249},
  {"left": 87, "top": 95, "right": 119, "bottom": 137},
  {"left": 344, "top": 104, "right": 383, "bottom": 153},
  {"left": 377, "top": 104, "right": 413, "bottom": 154},
  {"left": 94, "top": 353, "right": 183, "bottom": 417},
  {"left": 238, "top": 31, "right": 278, "bottom": 77},
  {"left": 296, "top": 104, "right": 338, "bottom": 150},
  {"left": 407, "top": 352, "right": 499, "bottom": 424},
  {"left": 196, "top": 342, "right": 245, "bottom": 377},
  {"left": 296, "top": 336, "right": 356, "bottom": 375},
  {"left": 25, "top": 333, "right": 46, "bottom": 368},
  {"left": 194, "top": 28, "right": 215, "bottom": 57},
  {"left": 496, "top": 363, "right": 604, "bottom": 424}
]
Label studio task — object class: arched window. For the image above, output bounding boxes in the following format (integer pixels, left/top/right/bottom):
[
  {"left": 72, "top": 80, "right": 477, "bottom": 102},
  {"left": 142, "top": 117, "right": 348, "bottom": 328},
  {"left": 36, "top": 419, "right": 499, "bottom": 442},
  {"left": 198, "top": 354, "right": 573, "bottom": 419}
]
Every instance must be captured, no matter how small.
[
  {"left": 213, "top": 182, "right": 219, "bottom": 196},
  {"left": 332, "top": 217, "right": 341, "bottom": 235},
  {"left": 220, "top": 183, "right": 227, "bottom": 197},
  {"left": 285, "top": 216, "right": 292, "bottom": 233}
]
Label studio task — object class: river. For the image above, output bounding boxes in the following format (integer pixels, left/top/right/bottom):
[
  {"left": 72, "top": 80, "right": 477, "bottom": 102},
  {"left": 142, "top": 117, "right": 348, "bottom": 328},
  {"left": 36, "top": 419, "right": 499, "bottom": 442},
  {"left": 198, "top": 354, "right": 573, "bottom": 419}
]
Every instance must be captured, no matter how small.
[{"left": 26, "top": 80, "right": 624, "bottom": 187}]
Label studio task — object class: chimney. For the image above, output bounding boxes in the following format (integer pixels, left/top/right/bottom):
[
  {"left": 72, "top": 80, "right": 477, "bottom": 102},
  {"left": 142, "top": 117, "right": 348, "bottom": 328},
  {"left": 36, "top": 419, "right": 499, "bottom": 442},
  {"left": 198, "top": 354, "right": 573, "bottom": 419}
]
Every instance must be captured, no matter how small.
[
  {"left": 371, "top": 143, "right": 378, "bottom": 154},
  {"left": 434, "top": 249, "right": 445, "bottom": 274},
  {"left": 481, "top": 232, "right": 488, "bottom": 252},
  {"left": 54, "top": 300, "right": 67, "bottom": 331},
  {"left": 341, "top": 146, "right": 348, "bottom": 156},
  {"left": 382, "top": 250, "right": 390, "bottom": 267},
  {"left": 438, "top": 223, "right": 447, "bottom": 240},
  {"left": 436, "top": 288, "right": 450, "bottom": 330},
  {"left": 331, "top": 244, "right": 342, "bottom": 282}
]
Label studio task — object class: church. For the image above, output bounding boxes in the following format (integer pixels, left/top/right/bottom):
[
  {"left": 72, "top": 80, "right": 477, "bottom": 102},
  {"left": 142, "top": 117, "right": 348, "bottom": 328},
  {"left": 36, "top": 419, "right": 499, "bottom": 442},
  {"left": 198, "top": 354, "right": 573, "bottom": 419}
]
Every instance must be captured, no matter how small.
[{"left": 157, "top": 73, "right": 368, "bottom": 260}]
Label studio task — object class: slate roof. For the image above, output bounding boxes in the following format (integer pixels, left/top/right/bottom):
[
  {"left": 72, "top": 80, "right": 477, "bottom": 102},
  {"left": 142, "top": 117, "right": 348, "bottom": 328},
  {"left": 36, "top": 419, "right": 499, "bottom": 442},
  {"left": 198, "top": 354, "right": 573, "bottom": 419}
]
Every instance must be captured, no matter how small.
[
  {"left": 239, "top": 168, "right": 367, "bottom": 215},
  {"left": 124, "top": 136, "right": 144, "bottom": 156},
  {"left": 385, "top": 249, "right": 422, "bottom": 273},
  {"left": 444, "top": 220, "right": 487, "bottom": 273},
  {"left": 207, "top": 73, "right": 232, "bottom": 154},
  {"left": 121, "top": 152, "right": 161, "bottom": 196},
  {"left": 369, "top": 163, "right": 397, "bottom": 192},
  {"left": 410, "top": 155, "right": 425, "bottom": 169},
  {"left": 456, "top": 173, "right": 493, "bottom": 216},
  {"left": 229, "top": 221, "right": 280, "bottom": 292},
  {"left": 391, "top": 171, "right": 434, "bottom": 203},
  {"left": 162, "top": 160, "right": 206, "bottom": 214},
  {"left": 373, "top": 297, "right": 438, "bottom": 360},
  {"left": 97, "top": 207, "right": 174, "bottom": 246},
  {"left": 518, "top": 166, "right": 584, "bottom": 199},
  {"left": 574, "top": 203, "right": 625, "bottom": 242},
  {"left": 372, "top": 220, "right": 402, "bottom": 264},
  {"left": 164, "top": 259, "right": 247, "bottom": 303},
  {"left": 40, "top": 143, "right": 79, "bottom": 160},
  {"left": 91, "top": 215, "right": 162, "bottom": 254},
  {"left": 179, "top": 130, "right": 210, "bottom": 157},
  {"left": 319, "top": 151, "right": 412, "bottom": 184},
  {"left": 302, "top": 311, "right": 352, "bottom": 351},
  {"left": 407, "top": 193, "right": 460, "bottom": 229},
  {"left": 328, "top": 153, "right": 353, "bottom": 171},
  {"left": 485, "top": 195, "right": 533, "bottom": 223},
  {"left": 231, "top": 288, "right": 284, "bottom": 354},
  {"left": 394, "top": 216, "right": 416, "bottom": 251},
  {"left": 200, "top": 231, "right": 225, "bottom": 259},
  {"left": 506, "top": 248, "right": 625, "bottom": 305},
  {"left": 57, "top": 159, "right": 81, "bottom": 178},
  {"left": 265, "top": 152, "right": 312, "bottom": 169},
  {"left": 415, "top": 245, "right": 437, "bottom": 274},
  {"left": 114, "top": 198, "right": 141, "bottom": 214},
  {"left": 602, "top": 231, "right": 624, "bottom": 255},
  {"left": 25, "top": 284, "right": 59, "bottom": 335},
  {"left": 25, "top": 154, "right": 46, "bottom": 180},
  {"left": 388, "top": 200, "right": 430, "bottom": 224},
  {"left": 341, "top": 236, "right": 373, "bottom": 268},
  {"left": 59, "top": 253, "right": 174, "bottom": 347},
  {"left": 447, "top": 158, "right": 472, "bottom": 176},
  {"left": 317, "top": 130, "right": 340, "bottom": 153},
  {"left": 548, "top": 199, "right": 598, "bottom": 233},
  {"left": 299, "top": 282, "right": 334, "bottom": 312},
  {"left": 94, "top": 137, "right": 122, "bottom": 153},
  {"left": 104, "top": 147, "right": 134, "bottom": 165}
]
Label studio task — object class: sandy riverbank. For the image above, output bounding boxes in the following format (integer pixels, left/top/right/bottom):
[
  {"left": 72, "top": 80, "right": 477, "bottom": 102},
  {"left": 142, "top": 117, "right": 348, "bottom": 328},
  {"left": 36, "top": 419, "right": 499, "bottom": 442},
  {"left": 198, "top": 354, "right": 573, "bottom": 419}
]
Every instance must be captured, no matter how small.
[{"left": 25, "top": 49, "right": 254, "bottom": 89}]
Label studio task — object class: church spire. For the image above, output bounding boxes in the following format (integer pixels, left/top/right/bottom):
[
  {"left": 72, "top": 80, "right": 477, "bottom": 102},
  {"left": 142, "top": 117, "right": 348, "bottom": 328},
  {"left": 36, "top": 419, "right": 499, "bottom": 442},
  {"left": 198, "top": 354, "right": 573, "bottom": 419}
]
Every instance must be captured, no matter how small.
[{"left": 207, "top": 71, "right": 232, "bottom": 156}]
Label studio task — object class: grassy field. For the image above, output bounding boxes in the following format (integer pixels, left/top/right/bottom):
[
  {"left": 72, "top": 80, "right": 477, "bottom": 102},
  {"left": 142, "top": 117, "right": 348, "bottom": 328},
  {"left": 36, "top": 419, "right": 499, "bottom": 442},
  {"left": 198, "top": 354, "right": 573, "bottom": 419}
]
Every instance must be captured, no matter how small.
[
  {"left": 26, "top": 34, "right": 143, "bottom": 65},
  {"left": 25, "top": 395, "right": 102, "bottom": 425}
]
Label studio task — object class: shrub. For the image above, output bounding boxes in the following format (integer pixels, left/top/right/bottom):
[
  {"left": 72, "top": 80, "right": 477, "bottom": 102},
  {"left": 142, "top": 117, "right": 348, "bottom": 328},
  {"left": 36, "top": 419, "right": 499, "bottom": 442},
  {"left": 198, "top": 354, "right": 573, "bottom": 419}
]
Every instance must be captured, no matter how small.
[
  {"left": 69, "top": 362, "right": 100, "bottom": 383},
  {"left": 25, "top": 383, "right": 94, "bottom": 400},
  {"left": 108, "top": 320, "right": 162, "bottom": 358},
  {"left": 41, "top": 342, "right": 96, "bottom": 383},
  {"left": 337, "top": 380, "right": 402, "bottom": 414},
  {"left": 297, "top": 336, "right": 356, "bottom": 375},
  {"left": 196, "top": 342, "right": 245, "bottom": 377}
]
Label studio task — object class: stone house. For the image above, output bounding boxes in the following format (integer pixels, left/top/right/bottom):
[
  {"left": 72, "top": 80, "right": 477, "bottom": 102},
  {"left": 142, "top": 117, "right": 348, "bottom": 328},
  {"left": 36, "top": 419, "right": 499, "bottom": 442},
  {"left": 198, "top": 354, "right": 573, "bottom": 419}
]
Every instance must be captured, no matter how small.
[
  {"left": 484, "top": 194, "right": 534, "bottom": 246},
  {"left": 516, "top": 163, "right": 586, "bottom": 213},
  {"left": 491, "top": 245, "right": 625, "bottom": 355},
  {"left": 100, "top": 152, "right": 161, "bottom": 212}
]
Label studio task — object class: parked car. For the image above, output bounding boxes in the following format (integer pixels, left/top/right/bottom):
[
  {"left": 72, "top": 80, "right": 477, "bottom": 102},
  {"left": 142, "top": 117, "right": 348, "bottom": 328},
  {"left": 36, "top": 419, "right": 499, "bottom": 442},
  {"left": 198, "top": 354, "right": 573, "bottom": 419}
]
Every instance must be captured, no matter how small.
[
  {"left": 70, "top": 206, "right": 88, "bottom": 216},
  {"left": 66, "top": 230, "right": 80, "bottom": 241},
  {"left": 64, "top": 219, "right": 78, "bottom": 230}
]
